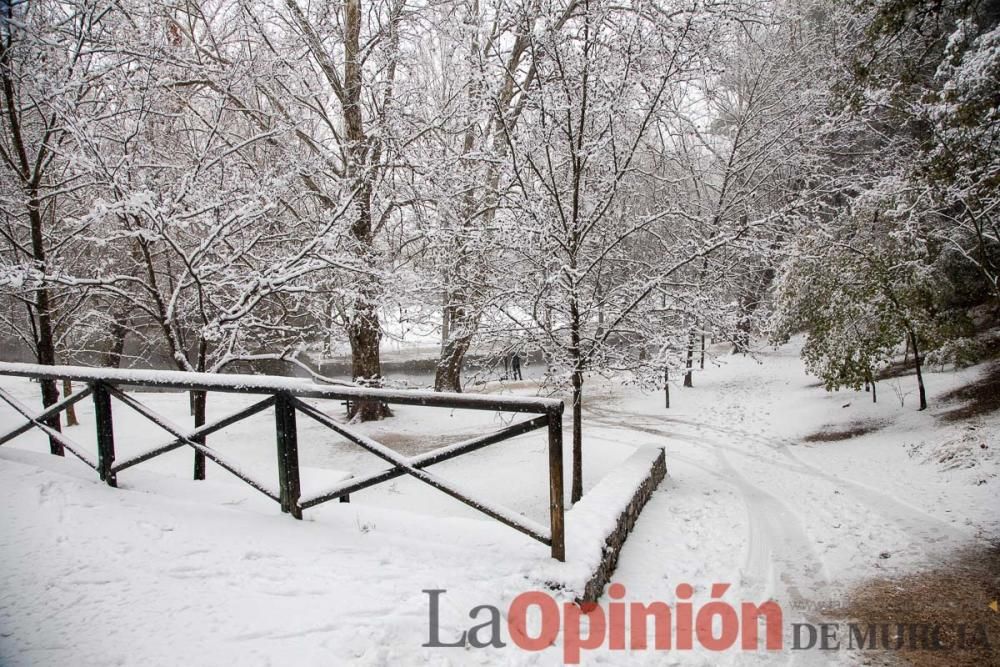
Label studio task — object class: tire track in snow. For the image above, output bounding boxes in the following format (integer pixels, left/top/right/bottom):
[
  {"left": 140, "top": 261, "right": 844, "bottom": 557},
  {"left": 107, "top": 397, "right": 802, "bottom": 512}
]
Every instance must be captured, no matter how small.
[
  {"left": 586, "top": 412, "right": 828, "bottom": 608},
  {"left": 587, "top": 401, "right": 969, "bottom": 552}
]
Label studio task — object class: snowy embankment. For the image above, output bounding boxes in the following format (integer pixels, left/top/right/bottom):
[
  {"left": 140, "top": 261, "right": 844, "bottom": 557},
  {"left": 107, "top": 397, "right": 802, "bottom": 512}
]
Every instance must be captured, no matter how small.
[
  {"left": 1, "top": 337, "right": 998, "bottom": 665},
  {"left": 588, "top": 338, "right": 998, "bottom": 655}
]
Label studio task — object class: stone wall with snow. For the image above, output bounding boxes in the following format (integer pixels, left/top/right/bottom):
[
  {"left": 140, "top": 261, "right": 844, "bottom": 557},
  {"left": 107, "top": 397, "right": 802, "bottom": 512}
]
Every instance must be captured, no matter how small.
[{"left": 563, "top": 446, "right": 667, "bottom": 603}]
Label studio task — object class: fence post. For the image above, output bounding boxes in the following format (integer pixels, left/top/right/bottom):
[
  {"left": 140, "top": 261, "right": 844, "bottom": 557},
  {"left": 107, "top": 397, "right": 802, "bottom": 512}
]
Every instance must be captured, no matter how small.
[
  {"left": 192, "top": 390, "right": 206, "bottom": 480},
  {"left": 664, "top": 367, "right": 670, "bottom": 409},
  {"left": 275, "top": 393, "right": 302, "bottom": 519},
  {"left": 547, "top": 405, "right": 565, "bottom": 561},
  {"left": 92, "top": 382, "right": 117, "bottom": 488}
]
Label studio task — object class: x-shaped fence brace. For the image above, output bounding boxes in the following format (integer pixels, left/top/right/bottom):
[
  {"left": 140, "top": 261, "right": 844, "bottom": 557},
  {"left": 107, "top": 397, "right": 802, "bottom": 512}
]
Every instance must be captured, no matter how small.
[{"left": 0, "top": 364, "right": 566, "bottom": 560}]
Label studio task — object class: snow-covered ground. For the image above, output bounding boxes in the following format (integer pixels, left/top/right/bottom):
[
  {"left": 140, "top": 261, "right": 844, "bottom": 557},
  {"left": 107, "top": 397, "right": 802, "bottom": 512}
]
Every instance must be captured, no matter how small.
[
  {"left": 1, "top": 339, "right": 997, "bottom": 665},
  {"left": 593, "top": 342, "right": 998, "bottom": 625}
]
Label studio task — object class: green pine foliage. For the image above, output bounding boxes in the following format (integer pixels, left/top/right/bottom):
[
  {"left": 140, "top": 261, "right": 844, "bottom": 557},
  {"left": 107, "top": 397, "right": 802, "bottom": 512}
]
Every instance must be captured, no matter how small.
[{"left": 772, "top": 0, "right": 998, "bottom": 403}]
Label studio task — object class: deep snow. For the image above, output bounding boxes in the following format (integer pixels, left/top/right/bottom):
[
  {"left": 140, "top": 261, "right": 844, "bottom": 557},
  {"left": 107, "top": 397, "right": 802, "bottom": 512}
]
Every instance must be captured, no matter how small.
[{"left": 0, "top": 339, "right": 997, "bottom": 665}]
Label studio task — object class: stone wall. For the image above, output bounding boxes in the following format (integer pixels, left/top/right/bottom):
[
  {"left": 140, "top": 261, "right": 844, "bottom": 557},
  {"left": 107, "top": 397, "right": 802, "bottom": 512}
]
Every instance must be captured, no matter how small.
[{"left": 578, "top": 448, "right": 667, "bottom": 603}]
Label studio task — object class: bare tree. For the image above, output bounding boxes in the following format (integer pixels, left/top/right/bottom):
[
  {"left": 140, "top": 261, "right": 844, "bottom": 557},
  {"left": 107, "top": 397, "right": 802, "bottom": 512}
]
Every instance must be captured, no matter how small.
[
  {"left": 0, "top": 0, "right": 115, "bottom": 452},
  {"left": 495, "top": 0, "right": 740, "bottom": 502}
]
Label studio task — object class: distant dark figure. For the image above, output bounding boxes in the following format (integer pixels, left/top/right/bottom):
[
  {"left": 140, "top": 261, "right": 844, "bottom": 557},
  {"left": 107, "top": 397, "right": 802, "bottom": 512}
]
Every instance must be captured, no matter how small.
[{"left": 510, "top": 352, "right": 522, "bottom": 381}]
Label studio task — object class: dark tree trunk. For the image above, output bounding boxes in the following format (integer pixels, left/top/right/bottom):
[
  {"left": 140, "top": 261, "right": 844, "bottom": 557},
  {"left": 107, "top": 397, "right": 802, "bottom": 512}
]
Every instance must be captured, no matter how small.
[
  {"left": 192, "top": 340, "right": 208, "bottom": 478},
  {"left": 191, "top": 390, "right": 207, "bottom": 479},
  {"left": 344, "top": 238, "right": 388, "bottom": 418},
  {"left": 699, "top": 333, "right": 705, "bottom": 370},
  {"left": 664, "top": 367, "right": 670, "bottom": 409},
  {"left": 571, "top": 367, "right": 583, "bottom": 504},
  {"left": 434, "top": 340, "right": 468, "bottom": 392},
  {"left": 282, "top": 0, "right": 399, "bottom": 421},
  {"left": 434, "top": 302, "right": 474, "bottom": 392},
  {"left": 0, "top": 13, "right": 64, "bottom": 456},
  {"left": 348, "top": 300, "right": 391, "bottom": 419},
  {"left": 2, "top": 16, "right": 61, "bottom": 453},
  {"left": 909, "top": 331, "right": 927, "bottom": 411},
  {"left": 104, "top": 313, "right": 128, "bottom": 368},
  {"left": 683, "top": 328, "right": 695, "bottom": 388},
  {"left": 30, "top": 203, "right": 62, "bottom": 455},
  {"left": 341, "top": 0, "right": 387, "bottom": 421},
  {"left": 569, "top": 292, "right": 583, "bottom": 504}
]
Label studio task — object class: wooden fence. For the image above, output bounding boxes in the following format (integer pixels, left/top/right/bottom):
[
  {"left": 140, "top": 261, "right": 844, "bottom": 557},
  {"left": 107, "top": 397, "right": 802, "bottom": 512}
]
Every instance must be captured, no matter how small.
[{"left": 0, "top": 363, "right": 566, "bottom": 560}]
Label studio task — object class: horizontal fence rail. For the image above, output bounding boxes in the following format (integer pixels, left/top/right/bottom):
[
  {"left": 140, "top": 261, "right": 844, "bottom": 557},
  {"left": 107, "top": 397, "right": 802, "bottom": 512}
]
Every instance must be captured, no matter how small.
[{"left": 0, "top": 362, "right": 566, "bottom": 560}]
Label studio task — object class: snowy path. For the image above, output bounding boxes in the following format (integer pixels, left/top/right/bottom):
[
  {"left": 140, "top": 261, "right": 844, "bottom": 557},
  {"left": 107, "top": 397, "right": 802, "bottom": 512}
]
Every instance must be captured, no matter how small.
[{"left": 581, "top": 343, "right": 994, "bottom": 664}]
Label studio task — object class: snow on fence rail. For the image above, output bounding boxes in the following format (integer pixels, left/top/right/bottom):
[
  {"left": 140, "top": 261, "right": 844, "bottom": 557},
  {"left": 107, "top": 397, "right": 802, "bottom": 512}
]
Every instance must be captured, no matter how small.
[{"left": 0, "top": 362, "right": 566, "bottom": 560}]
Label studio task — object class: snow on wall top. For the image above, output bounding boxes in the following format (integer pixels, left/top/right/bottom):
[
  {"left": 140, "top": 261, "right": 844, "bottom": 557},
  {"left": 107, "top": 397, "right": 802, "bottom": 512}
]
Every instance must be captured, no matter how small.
[{"left": 559, "top": 446, "right": 666, "bottom": 592}]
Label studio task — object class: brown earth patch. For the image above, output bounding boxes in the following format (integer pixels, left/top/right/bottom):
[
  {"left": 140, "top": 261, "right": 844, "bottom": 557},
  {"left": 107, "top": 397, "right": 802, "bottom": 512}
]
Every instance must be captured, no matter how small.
[
  {"left": 804, "top": 420, "right": 887, "bottom": 442},
  {"left": 827, "top": 543, "right": 1000, "bottom": 666},
  {"left": 938, "top": 362, "right": 1000, "bottom": 423},
  {"left": 877, "top": 358, "right": 921, "bottom": 381},
  {"left": 375, "top": 431, "right": 486, "bottom": 457}
]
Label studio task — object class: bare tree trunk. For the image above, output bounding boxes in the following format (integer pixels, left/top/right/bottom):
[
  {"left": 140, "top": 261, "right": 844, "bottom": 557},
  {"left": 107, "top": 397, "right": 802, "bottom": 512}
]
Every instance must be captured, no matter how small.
[
  {"left": 30, "top": 203, "right": 62, "bottom": 454},
  {"left": 323, "top": 308, "right": 335, "bottom": 358},
  {"left": 191, "top": 389, "right": 207, "bottom": 478},
  {"left": 62, "top": 379, "right": 79, "bottom": 426},
  {"left": 434, "top": 299, "right": 474, "bottom": 392},
  {"left": 440, "top": 288, "right": 450, "bottom": 350},
  {"left": 434, "top": 339, "right": 469, "bottom": 391},
  {"left": 909, "top": 331, "right": 927, "bottom": 411},
  {"left": 192, "top": 339, "right": 209, "bottom": 479},
  {"left": 349, "top": 300, "right": 390, "bottom": 419},
  {"left": 595, "top": 280, "right": 605, "bottom": 341},
  {"left": 683, "top": 328, "right": 695, "bottom": 387},
  {"left": 699, "top": 333, "right": 705, "bottom": 369},
  {"left": 571, "top": 367, "right": 583, "bottom": 504},
  {"left": 341, "top": 0, "right": 388, "bottom": 420},
  {"left": 570, "top": 296, "right": 583, "bottom": 504},
  {"left": 280, "top": 0, "right": 400, "bottom": 418},
  {"left": 432, "top": 5, "right": 545, "bottom": 387},
  {"left": 2, "top": 4, "right": 61, "bottom": 453},
  {"left": 105, "top": 311, "right": 127, "bottom": 368},
  {"left": 664, "top": 367, "right": 670, "bottom": 409}
]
